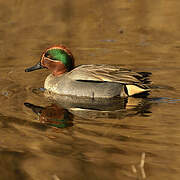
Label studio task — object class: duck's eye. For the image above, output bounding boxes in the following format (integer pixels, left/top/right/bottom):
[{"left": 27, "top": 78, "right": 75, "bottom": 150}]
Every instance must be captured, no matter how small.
[{"left": 45, "top": 53, "right": 53, "bottom": 59}]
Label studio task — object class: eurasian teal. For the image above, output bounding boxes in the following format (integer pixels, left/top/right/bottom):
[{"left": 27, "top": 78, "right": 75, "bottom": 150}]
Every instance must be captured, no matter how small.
[{"left": 25, "top": 45, "right": 151, "bottom": 98}]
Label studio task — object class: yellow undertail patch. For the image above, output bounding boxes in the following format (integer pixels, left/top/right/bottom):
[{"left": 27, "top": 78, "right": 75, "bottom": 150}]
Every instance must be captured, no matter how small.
[{"left": 126, "top": 85, "right": 150, "bottom": 96}]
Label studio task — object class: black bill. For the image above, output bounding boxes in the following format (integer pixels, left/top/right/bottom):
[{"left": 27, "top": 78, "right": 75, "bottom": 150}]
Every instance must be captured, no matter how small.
[{"left": 25, "top": 62, "right": 45, "bottom": 72}]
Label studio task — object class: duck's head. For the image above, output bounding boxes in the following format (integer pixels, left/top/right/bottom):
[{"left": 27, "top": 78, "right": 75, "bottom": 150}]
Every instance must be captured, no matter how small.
[{"left": 25, "top": 45, "right": 74, "bottom": 76}]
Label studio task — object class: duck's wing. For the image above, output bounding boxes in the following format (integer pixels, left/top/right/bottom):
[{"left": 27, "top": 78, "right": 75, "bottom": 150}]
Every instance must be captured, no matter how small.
[
  {"left": 67, "top": 64, "right": 150, "bottom": 85},
  {"left": 67, "top": 64, "right": 151, "bottom": 96}
]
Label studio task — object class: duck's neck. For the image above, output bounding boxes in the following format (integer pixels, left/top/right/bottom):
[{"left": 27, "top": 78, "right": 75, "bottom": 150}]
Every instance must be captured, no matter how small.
[
  {"left": 52, "top": 64, "right": 75, "bottom": 77},
  {"left": 52, "top": 69, "right": 67, "bottom": 76}
]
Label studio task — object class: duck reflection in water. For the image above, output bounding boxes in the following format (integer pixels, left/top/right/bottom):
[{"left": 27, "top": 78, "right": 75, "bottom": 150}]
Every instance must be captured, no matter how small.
[
  {"left": 24, "top": 103, "right": 73, "bottom": 129},
  {"left": 24, "top": 96, "right": 151, "bottom": 129}
]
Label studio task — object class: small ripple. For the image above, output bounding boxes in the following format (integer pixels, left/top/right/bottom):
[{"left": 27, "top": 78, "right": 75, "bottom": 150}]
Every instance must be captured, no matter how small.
[{"left": 150, "top": 97, "right": 180, "bottom": 103}]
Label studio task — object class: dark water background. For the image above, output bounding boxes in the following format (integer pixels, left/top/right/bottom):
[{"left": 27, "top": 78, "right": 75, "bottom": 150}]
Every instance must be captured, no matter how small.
[{"left": 0, "top": 0, "right": 180, "bottom": 179}]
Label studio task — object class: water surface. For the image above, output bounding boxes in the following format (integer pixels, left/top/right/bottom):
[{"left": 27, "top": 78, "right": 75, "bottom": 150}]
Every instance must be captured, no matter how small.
[{"left": 0, "top": 0, "right": 180, "bottom": 179}]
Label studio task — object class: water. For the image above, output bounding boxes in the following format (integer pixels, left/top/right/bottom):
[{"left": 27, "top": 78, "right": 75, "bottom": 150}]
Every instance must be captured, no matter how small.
[{"left": 0, "top": 0, "right": 180, "bottom": 179}]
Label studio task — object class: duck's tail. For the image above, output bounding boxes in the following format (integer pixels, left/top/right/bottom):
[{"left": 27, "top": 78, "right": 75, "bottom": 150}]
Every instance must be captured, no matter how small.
[{"left": 126, "top": 71, "right": 152, "bottom": 96}]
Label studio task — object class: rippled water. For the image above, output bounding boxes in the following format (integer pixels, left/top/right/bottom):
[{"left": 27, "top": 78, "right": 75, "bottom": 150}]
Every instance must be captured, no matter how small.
[{"left": 0, "top": 0, "right": 180, "bottom": 179}]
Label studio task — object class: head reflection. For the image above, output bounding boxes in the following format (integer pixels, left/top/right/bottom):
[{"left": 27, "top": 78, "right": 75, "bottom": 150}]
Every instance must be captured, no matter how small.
[{"left": 24, "top": 103, "right": 73, "bottom": 128}]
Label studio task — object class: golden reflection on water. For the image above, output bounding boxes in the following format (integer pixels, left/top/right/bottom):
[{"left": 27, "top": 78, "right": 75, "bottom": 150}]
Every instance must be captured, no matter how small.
[{"left": 0, "top": 0, "right": 180, "bottom": 179}]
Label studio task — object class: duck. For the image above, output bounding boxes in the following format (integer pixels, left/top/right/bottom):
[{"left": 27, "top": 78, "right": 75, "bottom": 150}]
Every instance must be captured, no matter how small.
[{"left": 25, "top": 45, "right": 151, "bottom": 98}]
